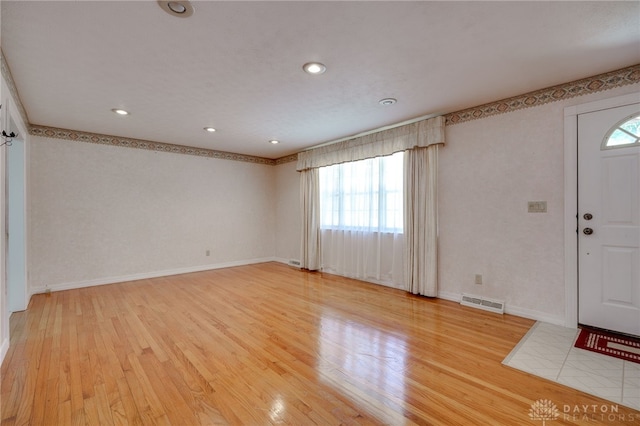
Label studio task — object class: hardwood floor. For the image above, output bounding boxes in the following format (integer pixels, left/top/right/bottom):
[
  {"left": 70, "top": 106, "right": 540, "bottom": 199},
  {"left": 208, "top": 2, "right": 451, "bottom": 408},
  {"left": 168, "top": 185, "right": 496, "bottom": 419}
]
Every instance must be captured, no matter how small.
[{"left": 1, "top": 262, "right": 638, "bottom": 425}]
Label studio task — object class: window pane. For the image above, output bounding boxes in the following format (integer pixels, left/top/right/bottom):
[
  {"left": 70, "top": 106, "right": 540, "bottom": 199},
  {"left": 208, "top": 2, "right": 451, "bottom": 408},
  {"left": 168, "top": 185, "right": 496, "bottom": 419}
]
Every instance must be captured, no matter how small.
[
  {"left": 604, "top": 115, "right": 640, "bottom": 149},
  {"left": 319, "top": 152, "right": 403, "bottom": 232},
  {"left": 620, "top": 116, "right": 640, "bottom": 137},
  {"left": 606, "top": 129, "right": 637, "bottom": 147}
]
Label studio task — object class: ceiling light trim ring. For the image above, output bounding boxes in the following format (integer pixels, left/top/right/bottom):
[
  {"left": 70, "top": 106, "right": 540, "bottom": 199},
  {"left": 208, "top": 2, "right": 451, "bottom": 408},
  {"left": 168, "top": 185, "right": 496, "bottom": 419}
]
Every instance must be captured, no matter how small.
[
  {"left": 158, "top": 1, "right": 194, "bottom": 18},
  {"left": 379, "top": 98, "right": 397, "bottom": 106}
]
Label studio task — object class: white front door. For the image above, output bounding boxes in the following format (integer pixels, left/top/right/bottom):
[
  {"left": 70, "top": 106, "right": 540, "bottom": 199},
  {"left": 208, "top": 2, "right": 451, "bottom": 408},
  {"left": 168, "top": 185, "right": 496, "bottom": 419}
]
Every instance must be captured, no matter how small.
[{"left": 578, "top": 102, "right": 640, "bottom": 336}]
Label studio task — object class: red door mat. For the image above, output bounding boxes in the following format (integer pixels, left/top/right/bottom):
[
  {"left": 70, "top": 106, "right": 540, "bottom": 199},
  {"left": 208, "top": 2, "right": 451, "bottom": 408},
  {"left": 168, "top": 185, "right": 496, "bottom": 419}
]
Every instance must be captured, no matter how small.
[{"left": 574, "top": 328, "right": 640, "bottom": 364}]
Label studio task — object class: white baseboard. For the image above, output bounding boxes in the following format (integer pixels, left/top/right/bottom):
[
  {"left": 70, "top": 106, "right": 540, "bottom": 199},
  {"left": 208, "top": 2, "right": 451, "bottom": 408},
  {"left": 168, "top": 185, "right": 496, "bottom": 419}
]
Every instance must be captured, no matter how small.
[
  {"left": 505, "top": 305, "right": 564, "bottom": 326},
  {"left": 0, "top": 337, "right": 9, "bottom": 367},
  {"left": 437, "top": 291, "right": 461, "bottom": 303},
  {"left": 29, "top": 257, "right": 277, "bottom": 295},
  {"left": 438, "top": 290, "right": 564, "bottom": 325}
]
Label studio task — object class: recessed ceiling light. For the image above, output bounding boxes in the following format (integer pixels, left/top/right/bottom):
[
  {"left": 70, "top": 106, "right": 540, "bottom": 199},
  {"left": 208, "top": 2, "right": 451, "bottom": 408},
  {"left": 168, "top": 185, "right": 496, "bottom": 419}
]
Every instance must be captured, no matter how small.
[
  {"left": 269, "top": 140, "right": 280, "bottom": 145},
  {"left": 158, "top": 1, "right": 194, "bottom": 18},
  {"left": 303, "top": 62, "right": 327, "bottom": 75},
  {"left": 111, "top": 108, "right": 129, "bottom": 116},
  {"left": 168, "top": 2, "right": 186, "bottom": 13},
  {"left": 379, "top": 98, "right": 397, "bottom": 106},
  {"left": 204, "top": 127, "right": 216, "bottom": 132}
]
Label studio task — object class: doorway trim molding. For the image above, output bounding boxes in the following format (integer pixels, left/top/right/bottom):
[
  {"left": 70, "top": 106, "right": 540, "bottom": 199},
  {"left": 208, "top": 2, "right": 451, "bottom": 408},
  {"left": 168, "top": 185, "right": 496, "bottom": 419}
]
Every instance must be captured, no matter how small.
[{"left": 563, "top": 92, "right": 640, "bottom": 328}]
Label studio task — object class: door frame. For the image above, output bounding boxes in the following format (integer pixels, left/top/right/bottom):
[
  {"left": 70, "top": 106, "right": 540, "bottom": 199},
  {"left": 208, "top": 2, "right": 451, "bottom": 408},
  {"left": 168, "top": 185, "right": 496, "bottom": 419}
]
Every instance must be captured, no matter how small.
[
  {"left": 2, "top": 97, "right": 29, "bottom": 316},
  {"left": 563, "top": 92, "right": 640, "bottom": 328},
  {"left": 7, "top": 134, "right": 28, "bottom": 312}
]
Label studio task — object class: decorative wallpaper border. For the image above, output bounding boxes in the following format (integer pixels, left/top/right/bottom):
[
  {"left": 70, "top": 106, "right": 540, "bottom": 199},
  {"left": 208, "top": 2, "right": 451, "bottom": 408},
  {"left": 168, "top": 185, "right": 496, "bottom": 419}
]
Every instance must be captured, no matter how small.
[
  {"left": 29, "top": 125, "right": 277, "bottom": 165},
  {"left": 444, "top": 64, "right": 640, "bottom": 125},
  {"left": 275, "top": 154, "right": 298, "bottom": 165}
]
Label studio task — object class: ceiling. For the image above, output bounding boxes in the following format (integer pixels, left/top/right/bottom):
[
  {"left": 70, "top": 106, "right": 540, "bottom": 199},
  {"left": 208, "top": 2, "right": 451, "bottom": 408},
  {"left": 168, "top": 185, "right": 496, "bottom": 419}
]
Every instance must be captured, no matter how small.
[{"left": 2, "top": 1, "right": 639, "bottom": 159}]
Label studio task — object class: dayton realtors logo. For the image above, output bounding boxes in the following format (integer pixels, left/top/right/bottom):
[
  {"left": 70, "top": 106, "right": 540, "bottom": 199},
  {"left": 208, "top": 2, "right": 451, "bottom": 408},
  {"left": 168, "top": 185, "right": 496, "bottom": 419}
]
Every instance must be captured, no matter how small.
[
  {"left": 529, "top": 399, "right": 559, "bottom": 425},
  {"left": 529, "top": 399, "right": 640, "bottom": 423}
]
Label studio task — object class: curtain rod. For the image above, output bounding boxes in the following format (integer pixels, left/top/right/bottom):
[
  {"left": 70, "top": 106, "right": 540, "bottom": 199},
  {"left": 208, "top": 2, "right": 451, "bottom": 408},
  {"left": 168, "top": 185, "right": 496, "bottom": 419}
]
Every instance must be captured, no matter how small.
[{"left": 302, "top": 112, "right": 443, "bottom": 152}]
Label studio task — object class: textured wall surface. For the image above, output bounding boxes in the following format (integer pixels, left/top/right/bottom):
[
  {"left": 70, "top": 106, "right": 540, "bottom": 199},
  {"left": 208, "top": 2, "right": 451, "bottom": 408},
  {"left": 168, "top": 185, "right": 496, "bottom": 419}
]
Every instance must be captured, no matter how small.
[
  {"left": 438, "top": 83, "right": 640, "bottom": 323},
  {"left": 440, "top": 104, "right": 566, "bottom": 318},
  {"left": 28, "top": 137, "right": 276, "bottom": 291}
]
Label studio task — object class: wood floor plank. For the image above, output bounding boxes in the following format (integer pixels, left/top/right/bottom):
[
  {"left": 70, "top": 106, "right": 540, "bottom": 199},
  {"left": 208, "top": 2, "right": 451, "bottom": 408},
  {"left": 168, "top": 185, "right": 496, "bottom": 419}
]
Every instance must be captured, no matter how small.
[
  {"left": 2, "top": 262, "right": 639, "bottom": 425},
  {"left": 57, "top": 399, "right": 71, "bottom": 426},
  {"left": 66, "top": 319, "right": 84, "bottom": 417},
  {"left": 82, "top": 394, "right": 102, "bottom": 426},
  {"left": 114, "top": 376, "right": 143, "bottom": 426}
]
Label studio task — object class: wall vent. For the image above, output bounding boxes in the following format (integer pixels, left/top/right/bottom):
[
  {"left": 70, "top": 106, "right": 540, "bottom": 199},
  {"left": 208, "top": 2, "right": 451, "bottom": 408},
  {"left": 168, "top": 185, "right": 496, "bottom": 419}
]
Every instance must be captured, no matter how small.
[
  {"left": 460, "top": 293, "right": 505, "bottom": 314},
  {"left": 288, "top": 259, "right": 301, "bottom": 268}
]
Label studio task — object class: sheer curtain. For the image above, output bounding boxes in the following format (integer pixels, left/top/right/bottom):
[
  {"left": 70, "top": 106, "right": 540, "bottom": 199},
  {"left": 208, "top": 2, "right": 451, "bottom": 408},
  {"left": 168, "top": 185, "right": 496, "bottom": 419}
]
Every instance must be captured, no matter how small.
[
  {"left": 319, "top": 153, "right": 405, "bottom": 289},
  {"left": 297, "top": 116, "right": 445, "bottom": 294}
]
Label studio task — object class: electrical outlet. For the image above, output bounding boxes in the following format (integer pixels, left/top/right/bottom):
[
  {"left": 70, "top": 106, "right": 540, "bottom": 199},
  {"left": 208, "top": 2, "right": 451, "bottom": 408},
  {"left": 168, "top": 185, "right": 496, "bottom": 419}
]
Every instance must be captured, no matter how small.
[
  {"left": 475, "top": 274, "right": 483, "bottom": 285},
  {"left": 206, "top": 250, "right": 210, "bottom": 256}
]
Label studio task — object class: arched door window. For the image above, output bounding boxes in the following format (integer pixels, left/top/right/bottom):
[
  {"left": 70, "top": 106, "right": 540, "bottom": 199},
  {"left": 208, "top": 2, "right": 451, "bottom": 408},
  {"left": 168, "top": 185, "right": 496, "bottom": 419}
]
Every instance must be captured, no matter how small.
[{"left": 602, "top": 113, "right": 640, "bottom": 150}]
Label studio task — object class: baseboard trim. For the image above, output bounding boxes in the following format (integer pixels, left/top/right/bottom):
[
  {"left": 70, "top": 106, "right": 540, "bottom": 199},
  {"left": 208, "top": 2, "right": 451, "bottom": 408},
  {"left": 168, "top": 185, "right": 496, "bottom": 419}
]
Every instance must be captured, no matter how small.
[
  {"left": 273, "top": 257, "right": 291, "bottom": 265},
  {"left": 437, "top": 291, "right": 461, "bottom": 303},
  {"left": 505, "top": 305, "right": 564, "bottom": 326},
  {"left": 438, "top": 290, "right": 564, "bottom": 325},
  {"left": 29, "top": 257, "right": 277, "bottom": 295}
]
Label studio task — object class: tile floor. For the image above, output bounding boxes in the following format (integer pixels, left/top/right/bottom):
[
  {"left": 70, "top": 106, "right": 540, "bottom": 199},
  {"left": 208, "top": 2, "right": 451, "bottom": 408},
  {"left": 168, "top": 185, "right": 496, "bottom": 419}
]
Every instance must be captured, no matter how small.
[{"left": 503, "top": 322, "right": 640, "bottom": 410}]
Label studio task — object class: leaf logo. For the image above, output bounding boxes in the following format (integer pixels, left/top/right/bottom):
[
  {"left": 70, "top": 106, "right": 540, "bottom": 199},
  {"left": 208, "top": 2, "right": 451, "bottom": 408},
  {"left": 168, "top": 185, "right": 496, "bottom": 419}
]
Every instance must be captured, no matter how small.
[{"left": 529, "top": 399, "right": 559, "bottom": 425}]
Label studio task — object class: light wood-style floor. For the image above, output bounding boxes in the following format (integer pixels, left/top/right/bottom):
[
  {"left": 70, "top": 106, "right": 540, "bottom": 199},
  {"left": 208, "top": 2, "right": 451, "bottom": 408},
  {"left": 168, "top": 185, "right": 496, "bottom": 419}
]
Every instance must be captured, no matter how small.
[{"left": 2, "top": 262, "right": 638, "bottom": 425}]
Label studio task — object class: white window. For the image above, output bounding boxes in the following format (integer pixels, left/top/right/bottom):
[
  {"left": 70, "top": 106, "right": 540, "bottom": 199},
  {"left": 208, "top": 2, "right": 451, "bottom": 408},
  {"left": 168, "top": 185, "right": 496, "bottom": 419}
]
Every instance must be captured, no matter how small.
[
  {"left": 602, "top": 113, "right": 640, "bottom": 149},
  {"left": 319, "top": 151, "right": 403, "bottom": 232}
]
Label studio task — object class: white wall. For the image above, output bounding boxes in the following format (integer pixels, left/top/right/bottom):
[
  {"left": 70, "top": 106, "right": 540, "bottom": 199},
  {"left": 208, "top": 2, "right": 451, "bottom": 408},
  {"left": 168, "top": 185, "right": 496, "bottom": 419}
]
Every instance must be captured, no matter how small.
[
  {"left": 439, "top": 83, "right": 640, "bottom": 324},
  {"left": 272, "top": 84, "right": 640, "bottom": 325},
  {"left": 28, "top": 136, "right": 276, "bottom": 293},
  {"left": 274, "top": 161, "right": 300, "bottom": 264},
  {"left": 439, "top": 104, "right": 566, "bottom": 321}
]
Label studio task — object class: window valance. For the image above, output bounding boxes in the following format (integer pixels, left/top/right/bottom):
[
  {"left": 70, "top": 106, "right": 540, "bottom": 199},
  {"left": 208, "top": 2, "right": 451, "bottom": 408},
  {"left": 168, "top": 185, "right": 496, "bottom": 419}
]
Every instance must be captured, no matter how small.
[{"left": 296, "top": 116, "right": 445, "bottom": 171}]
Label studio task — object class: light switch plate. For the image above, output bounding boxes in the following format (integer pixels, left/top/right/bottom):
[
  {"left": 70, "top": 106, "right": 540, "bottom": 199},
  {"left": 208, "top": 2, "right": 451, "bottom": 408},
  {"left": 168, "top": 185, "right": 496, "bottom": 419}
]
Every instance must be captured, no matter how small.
[{"left": 528, "top": 201, "right": 547, "bottom": 213}]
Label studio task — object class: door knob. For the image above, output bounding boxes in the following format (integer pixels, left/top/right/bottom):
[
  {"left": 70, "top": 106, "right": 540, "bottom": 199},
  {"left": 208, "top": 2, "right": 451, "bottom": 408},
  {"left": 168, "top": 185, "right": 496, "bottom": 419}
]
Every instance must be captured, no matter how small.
[
  {"left": 583, "top": 213, "right": 593, "bottom": 220},
  {"left": 583, "top": 227, "right": 594, "bottom": 235}
]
